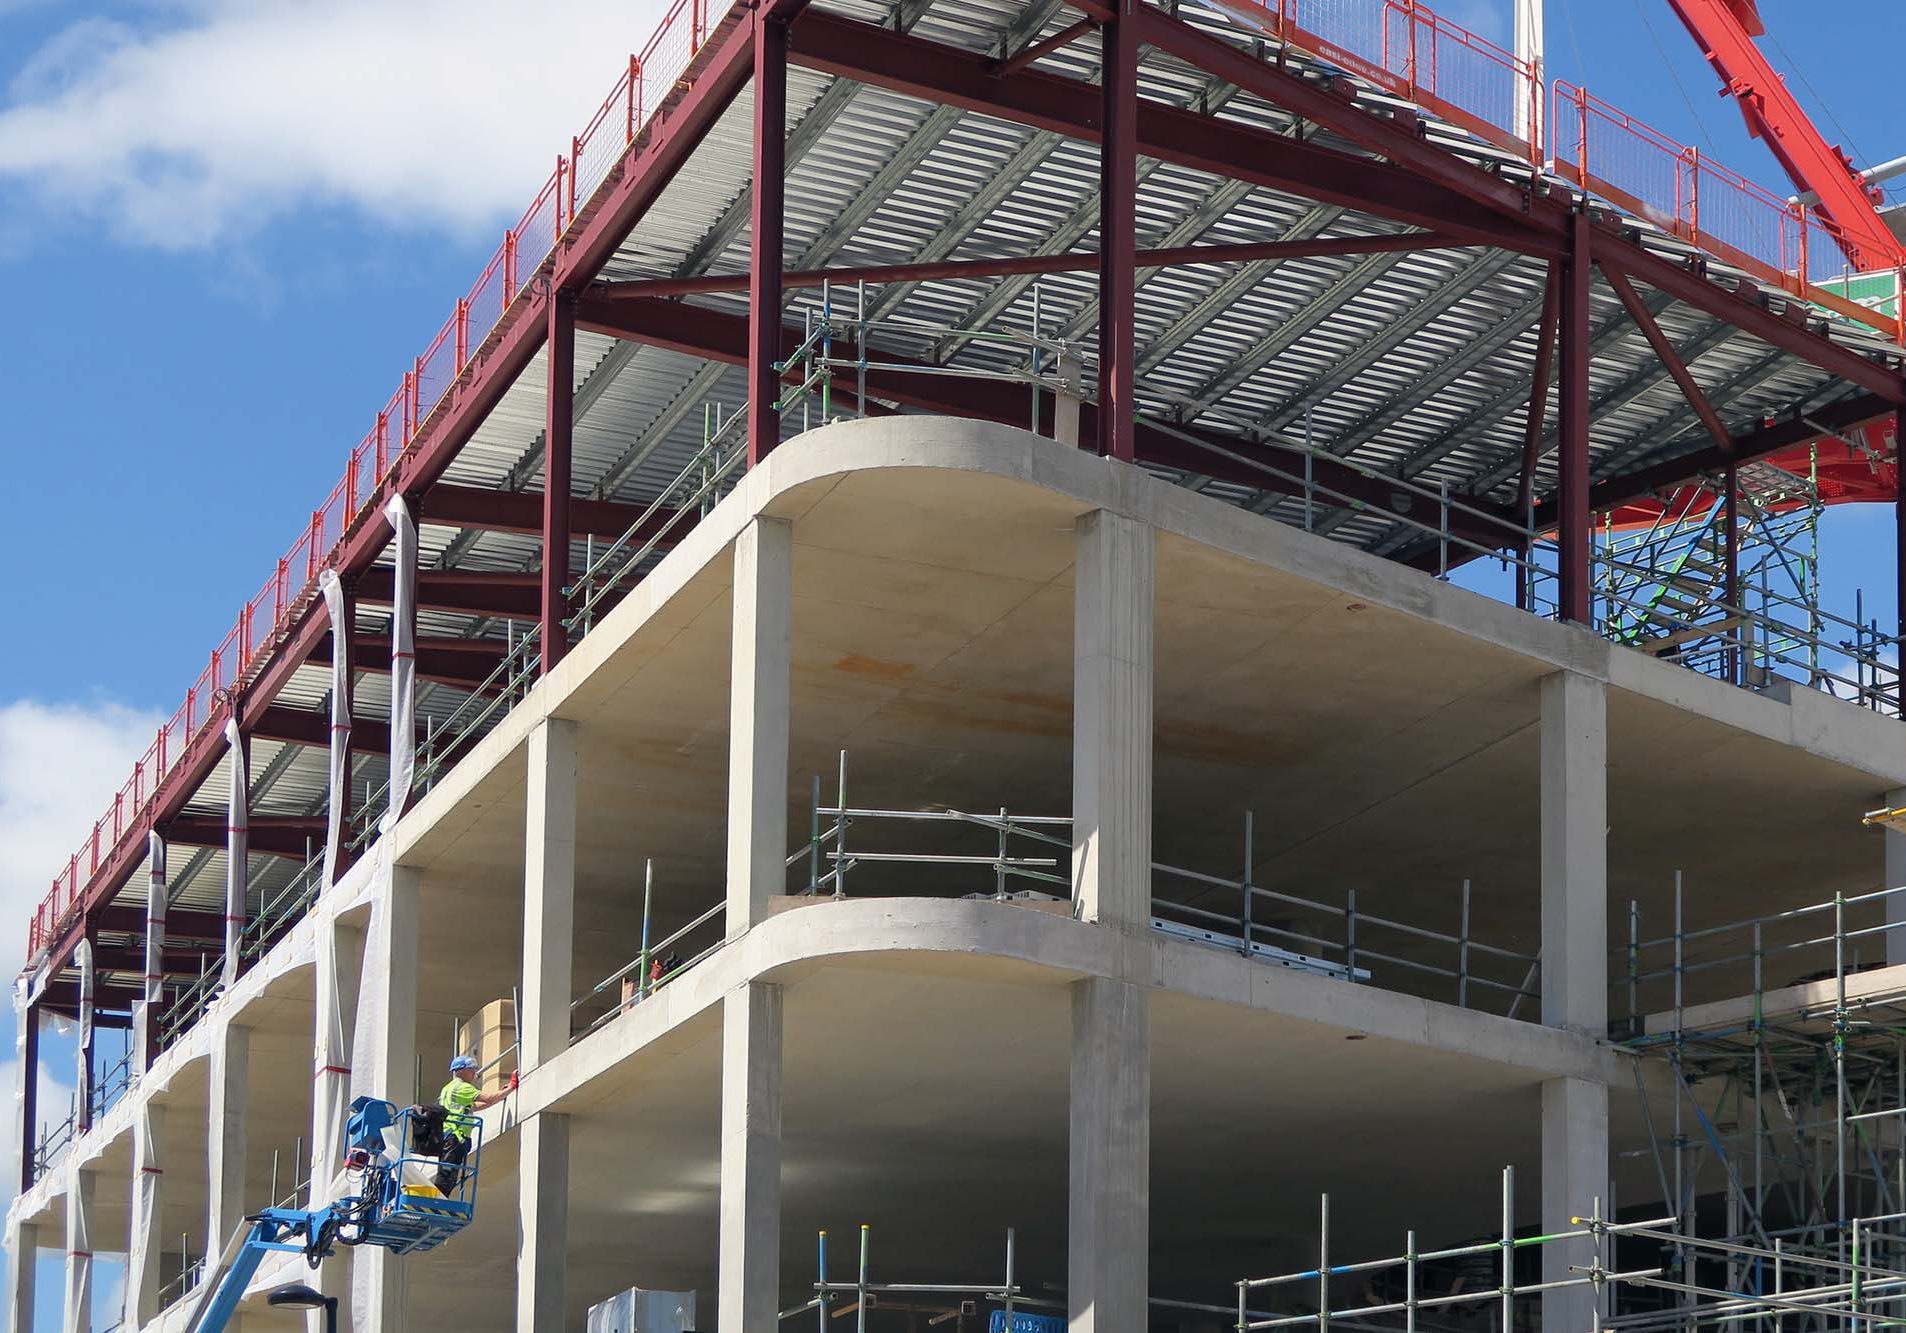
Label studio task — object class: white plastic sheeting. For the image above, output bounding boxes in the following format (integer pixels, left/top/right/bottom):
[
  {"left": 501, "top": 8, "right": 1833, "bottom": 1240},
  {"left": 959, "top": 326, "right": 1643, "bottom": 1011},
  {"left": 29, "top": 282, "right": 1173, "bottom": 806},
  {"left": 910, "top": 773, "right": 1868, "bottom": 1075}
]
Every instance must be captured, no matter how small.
[
  {"left": 74, "top": 938, "right": 93, "bottom": 1131},
  {"left": 311, "top": 910, "right": 357, "bottom": 1211},
  {"left": 320, "top": 570, "right": 354, "bottom": 890},
  {"left": 12, "top": 975, "right": 27, "bottom": 1188},
  {"left": 137, "top": 832, "right": 166, "bottom": 1075},
  {"left": 63, "top": 1160, "right": 93, "bottom": 1333},
  {"left": 222, "top": 718, "right": 250, "bottom": 987},
  {"left": 126, "top": 1100, "right": 163, "bottom": 1328},
  {"left": 383, "top": 496, "right": 418, "bottom": 835}
]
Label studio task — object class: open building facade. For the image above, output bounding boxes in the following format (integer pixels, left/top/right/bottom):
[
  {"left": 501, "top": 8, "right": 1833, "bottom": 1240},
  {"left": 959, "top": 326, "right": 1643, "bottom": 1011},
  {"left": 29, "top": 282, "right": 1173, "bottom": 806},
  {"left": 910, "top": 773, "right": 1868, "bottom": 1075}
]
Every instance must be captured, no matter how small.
[{"left": 14, "top": 0, "right": 1906, "bottom": 1329}]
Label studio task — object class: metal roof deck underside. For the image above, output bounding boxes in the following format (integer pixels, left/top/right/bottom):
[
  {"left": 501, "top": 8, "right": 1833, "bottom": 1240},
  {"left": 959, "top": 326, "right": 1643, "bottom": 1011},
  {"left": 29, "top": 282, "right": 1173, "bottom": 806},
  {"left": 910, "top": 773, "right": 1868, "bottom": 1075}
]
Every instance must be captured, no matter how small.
[{"left": 48, "top": 0, "right": 1906, "bottom": 993}]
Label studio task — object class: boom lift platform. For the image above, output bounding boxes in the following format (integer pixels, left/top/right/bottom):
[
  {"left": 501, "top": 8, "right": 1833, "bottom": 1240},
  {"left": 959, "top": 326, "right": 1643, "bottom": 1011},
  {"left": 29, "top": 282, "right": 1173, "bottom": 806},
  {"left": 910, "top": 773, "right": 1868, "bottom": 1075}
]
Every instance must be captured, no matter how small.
[{"left": 183, "top": 1096, "right": 483, "bottom": 1333}]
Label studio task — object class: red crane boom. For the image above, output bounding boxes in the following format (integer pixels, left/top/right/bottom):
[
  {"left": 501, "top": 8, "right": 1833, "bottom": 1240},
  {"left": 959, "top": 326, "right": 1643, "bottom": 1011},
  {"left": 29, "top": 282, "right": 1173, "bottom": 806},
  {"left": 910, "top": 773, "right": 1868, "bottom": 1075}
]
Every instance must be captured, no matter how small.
[{"left": 1664, "top": 0, "right": 1904, "bottom": 271}]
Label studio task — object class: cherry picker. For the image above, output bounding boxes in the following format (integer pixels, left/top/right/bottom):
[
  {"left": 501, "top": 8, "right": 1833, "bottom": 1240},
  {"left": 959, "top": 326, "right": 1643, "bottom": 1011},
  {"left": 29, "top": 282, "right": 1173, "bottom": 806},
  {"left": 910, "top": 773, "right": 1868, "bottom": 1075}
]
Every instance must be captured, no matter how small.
[{"left": 181, "top": 1095, "right": 482, "bottom": 1333}]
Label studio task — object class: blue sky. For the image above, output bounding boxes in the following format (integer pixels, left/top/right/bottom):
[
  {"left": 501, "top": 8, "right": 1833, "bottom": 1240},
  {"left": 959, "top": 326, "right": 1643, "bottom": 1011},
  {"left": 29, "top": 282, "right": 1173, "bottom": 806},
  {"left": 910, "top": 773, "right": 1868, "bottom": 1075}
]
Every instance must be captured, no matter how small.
[{"left": 0, "top": 0, "right": 1903, "bottom": 1318}]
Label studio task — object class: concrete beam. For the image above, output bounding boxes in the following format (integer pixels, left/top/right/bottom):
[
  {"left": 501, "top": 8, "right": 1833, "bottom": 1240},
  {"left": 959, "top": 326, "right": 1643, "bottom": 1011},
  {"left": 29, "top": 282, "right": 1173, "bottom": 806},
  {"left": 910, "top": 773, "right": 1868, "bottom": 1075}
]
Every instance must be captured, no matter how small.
[
  {"left": 718, "top": 983, "right": 783, "bottom": 1333},
  {"left": 207, "top": 1019, "right": 250, "bottom": 1251},
  {"left": 1072, "top": 510, "right": 1155, "bottom": 927},
  {"left": 1068, "top": 977, "right": 1149, "bottom": 1333},
  {"left": 127, "top": 1100, "right": 163, "bottom": 1328},
  {"left": 1540, "top": 672, "right": 1607, "bottom": 1033},
  {"left": 516, "top": 1114, "right": 571, "bottom": 1333},
  {"left": 1541, "top": 1076, "right": 1609, "bottom": 1331},
  {"left": 726, "top": 519, "right": 793, "bottom": 935},
  {"left": 524, "top": 718, "right": 579, "bottom": 1070},
  {"left": 61, "top": 1167, "right": 92, "bottom": 1333}
]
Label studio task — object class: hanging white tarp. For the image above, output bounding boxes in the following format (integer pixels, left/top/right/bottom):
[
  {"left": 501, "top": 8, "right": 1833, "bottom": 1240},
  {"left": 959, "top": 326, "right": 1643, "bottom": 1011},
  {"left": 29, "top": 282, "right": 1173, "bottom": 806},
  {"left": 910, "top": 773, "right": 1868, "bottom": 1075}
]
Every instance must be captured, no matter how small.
[
  {"left": 137, "top": 831, "right": 167, "bottom": 1074},
  {"left": 223, "top": 718, "right": 249, "bottom": 986},
  {"left": 382, "top": 496, "right": 418, "bottom": 834},
  {"left": 311, "top": 912, "right": 354, "bottom": 1209},
  {"left": 126, "top": 1098, "right": 163, "bottom": 1327},
  {"left": 320, "top": 569, "right": 353, "bottom": 888},
  {"left": 75, "top": 937, "right": 94, "bottom": 1128}
]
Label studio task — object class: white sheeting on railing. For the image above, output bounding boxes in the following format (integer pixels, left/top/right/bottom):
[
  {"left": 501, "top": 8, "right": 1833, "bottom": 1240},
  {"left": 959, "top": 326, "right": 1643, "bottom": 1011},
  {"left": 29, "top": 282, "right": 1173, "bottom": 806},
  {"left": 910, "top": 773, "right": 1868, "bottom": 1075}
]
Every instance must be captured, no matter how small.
[
  {"left": 137, "top": 831, "right": 166, "bottom": 1074},
  {"left": 222, "top": 719, "right": 249, "bottom": 988},
  {"left": 382, "top": 497, "right": 418, "bottom": 835},
  {"left": 75, "top": 938, "right": 94, "bottom": 1130},
  {"left": 319, "top": 570, "right": 353, "bottom": 888}
]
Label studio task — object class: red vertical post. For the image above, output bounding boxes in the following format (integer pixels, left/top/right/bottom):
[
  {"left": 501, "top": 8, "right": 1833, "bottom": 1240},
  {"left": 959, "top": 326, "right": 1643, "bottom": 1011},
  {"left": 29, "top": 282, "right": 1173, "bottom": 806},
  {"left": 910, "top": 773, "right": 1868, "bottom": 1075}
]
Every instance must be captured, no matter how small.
[
  {"left": 1723, "top": 462, "right": 1740, "bottom": 685},
  {"left": 543, "top": 289, "right": 577, "bottom": 674},
  {"left": 375, "top": 411, "right": 390, "bottom": 479},
  {"left": 748, "top": 11, "right": 789, "bottom": 466},
  {"left": 505, "top": 232, "right": 520, "bottom": 300},
  {"left": 1896, "top": 406, "right": 1906, "bottom": 715},
  {"left": 456, "top": 298, "right": 469, "bottom": 368},
  {"left": 1558, "top": 211, "right": 1593, "bottom": 624},
  {"left": 627, "top": 56, "right": 638, "bottom": 142},
  {"left": 1097, "top": 0, "right": 1138, "bottom": 463},
  {"left": 18, "top": 1005, "right": 36, "bottom": 1191}
]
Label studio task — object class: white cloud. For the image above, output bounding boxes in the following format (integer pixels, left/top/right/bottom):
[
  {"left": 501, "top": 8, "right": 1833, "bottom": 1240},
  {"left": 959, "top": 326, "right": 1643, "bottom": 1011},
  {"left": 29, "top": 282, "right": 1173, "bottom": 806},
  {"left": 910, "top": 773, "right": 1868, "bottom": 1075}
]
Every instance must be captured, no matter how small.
[
  {"left": 0, "top": 0, "right": 669, "bottom": 248},
  {"left": 0, "top": 699, "right": 166, "bottom": 979}
]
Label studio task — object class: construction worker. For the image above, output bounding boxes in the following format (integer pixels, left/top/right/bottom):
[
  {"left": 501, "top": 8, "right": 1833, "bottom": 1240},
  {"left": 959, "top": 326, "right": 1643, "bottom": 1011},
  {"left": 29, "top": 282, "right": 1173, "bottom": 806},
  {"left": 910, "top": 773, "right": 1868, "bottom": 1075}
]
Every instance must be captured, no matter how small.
[{"left": 433, "top": 1054, "right": 514, "bottom": 1193}]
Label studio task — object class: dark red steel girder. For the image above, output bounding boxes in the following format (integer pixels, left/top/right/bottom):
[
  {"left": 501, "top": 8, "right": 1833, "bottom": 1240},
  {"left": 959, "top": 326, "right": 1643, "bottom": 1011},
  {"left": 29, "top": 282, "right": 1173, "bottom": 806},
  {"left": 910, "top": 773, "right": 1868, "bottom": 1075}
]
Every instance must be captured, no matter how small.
[
  {"left": 578, "top": 293, "right": 1522, "bottom": 548},
  {"left": 310, "top": 634, "right": 511, "bottom": 689},
  {"left": 749, "top": 8, "right": 789, "bottom": 465},
  {"left": 1514, "top": 265, "right": 1560, "bottom": 612},
  {"left": 1098, "top": 0, "right": 1138, "bottom": 461},
  {"left": 1600, "top": 263, "right": 1733, "bottom": 453},
  {"left": 248, "top": 703, "right": 405, "bottom": 757},
  {"left": 786, "top": 11, "right": 1544, "bottom": 251},
  {"left": 420, "top": 483, "right": 683, "bottom": 543},
  {"left": 355, "top": 567, "right": 543, "bottom": 620},
  {"left": 588, "top": 232, "right": 1467, "bottom": 301},
  {"left": 545, "top": 291, "right": 577, "bottom": 673},
  {"left": 165, "top": 814, "right": 325, "bottom": 859},
  {"left": 1558, "top": 213, "right": 1593, "bottom": 624}
]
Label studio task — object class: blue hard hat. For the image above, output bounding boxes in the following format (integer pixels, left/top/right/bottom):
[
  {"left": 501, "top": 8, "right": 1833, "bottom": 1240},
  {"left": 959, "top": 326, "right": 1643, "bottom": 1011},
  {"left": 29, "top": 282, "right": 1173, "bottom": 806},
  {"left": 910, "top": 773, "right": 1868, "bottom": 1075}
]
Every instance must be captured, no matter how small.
[{"left": 449, "top": 1055, "right": 478, "bottom": 1073}]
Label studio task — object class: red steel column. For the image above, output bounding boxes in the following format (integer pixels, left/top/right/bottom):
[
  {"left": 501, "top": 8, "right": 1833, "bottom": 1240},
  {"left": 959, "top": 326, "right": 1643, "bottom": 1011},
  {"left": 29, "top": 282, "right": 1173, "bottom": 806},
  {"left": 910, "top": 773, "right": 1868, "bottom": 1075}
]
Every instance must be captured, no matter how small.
[
  {"left": 1896, "top": 407, "right": 1906, "bottom": 714},
  {"left": 543, "top": 290, "right": 577, "bottom": 674},
  {"left": 1558, "top": 211, "right": 1592, "bottom": 624},
  {"left": 1098, "top": 2, "right": 1138, "bottom": 463},
  {"left": 749, "top": 11, "right": 789, "bottom": 466}
]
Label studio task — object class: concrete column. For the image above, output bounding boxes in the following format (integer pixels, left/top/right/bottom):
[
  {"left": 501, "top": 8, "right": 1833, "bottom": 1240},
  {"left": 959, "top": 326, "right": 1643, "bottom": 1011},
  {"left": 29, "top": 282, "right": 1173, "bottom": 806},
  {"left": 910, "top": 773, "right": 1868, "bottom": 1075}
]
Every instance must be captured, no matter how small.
[
  {"left": 523, "top": 718, "right": 578, "bottom": 1070},
  {"left": 1541, "top": 1076, "right": 1610, "bottom": 1332},
  {"left": 63, "top": 1165, "right": 93, "bottom": 1333},
  {"left": 515, "top": 1114, "right": 570, "bottom": 1333},
  {"left": 1885, "top": 786, "right": 1906, "bottom": 965},
  {"left": 7, "top": 1221, "right": 35, "bottom": 1333},
  {"left": 1068, "top": 977, "right": 1149, "bottom": 1333},
  {"left": 127, "top": 1100, "right": 165, "bottom": 1328},
  {"left": 207, "top": 1019, "right": 250, "bottom": 1250},
  {"left": 726, "top": 518, "right": 792, "bottom": 936},
  {"left": 1540, "top": 670, "right": 1606, "bottom": 1033},
  {"left": 312, "top": 913, "right": 363, "bottom": 1330},
  {"left": 353, "top": 863, "right": 419, "bottom": 1333},
  {"left": 1072, "top": 510, "right": 1154, "bottom": 926},
  {"left": 718, "top": 983, "right": 783, "bottom": 1333}
]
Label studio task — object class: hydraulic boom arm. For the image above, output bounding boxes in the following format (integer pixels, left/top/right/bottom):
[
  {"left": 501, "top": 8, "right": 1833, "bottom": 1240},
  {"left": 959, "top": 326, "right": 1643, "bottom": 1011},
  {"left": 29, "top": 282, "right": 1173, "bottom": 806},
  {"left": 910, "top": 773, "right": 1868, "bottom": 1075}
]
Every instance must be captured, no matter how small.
[{"left": 1664, "top": 0, "right": 1904, "bottom": 270}]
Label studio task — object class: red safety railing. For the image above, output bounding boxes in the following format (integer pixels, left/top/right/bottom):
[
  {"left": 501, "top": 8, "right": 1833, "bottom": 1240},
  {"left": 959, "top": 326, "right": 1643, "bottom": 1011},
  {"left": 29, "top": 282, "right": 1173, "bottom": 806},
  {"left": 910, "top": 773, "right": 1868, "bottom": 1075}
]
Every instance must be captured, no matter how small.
[
  {"left": 1205, "top": 0, "right": 1900, "bottom": 339},
  {"left": 24, "top": 0, "right": 726, "bottom": 964}
]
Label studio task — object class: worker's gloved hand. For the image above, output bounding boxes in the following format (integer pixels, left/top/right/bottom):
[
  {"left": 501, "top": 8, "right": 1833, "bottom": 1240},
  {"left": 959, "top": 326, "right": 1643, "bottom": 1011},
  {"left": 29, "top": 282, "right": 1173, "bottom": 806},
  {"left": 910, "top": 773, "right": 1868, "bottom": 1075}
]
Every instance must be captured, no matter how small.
[{"left": 509, "top": 1070, "right": 520, "bottom": 1091}]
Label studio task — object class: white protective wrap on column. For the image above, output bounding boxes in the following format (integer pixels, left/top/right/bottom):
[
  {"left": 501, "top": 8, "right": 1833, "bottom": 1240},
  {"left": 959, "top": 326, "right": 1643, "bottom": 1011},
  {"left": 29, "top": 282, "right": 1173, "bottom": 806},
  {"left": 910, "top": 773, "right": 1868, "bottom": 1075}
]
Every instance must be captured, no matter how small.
[
  {"left": 74, "top": 938, "right": 93, "bottom": 1131},
  {"left": 62, "top": 1164, "right": 92, "bottom": 1333},
  {"left": 126, "top": 1100, "right": 164, "bottom": 1329},
  {"left": 352, "top": 858, "right": 418, "bottom": 1333},
  {"left": 138, "top": 832, "right": 167, "bottom": 1074},
  {"left": 223, "top": 717, "right": 250, "bottom": 986},
  {"left": 381, "top": 496, "right": 418, "bottom": 834},
  {"left": 9, "top": 978, "right": 25, "bottom": 1189},
  {"left": 320, "top": 569, "right": 353, "bottom": 888},
  {"left": 312, "top": 912, "right": 361, "bottom": 1210}
]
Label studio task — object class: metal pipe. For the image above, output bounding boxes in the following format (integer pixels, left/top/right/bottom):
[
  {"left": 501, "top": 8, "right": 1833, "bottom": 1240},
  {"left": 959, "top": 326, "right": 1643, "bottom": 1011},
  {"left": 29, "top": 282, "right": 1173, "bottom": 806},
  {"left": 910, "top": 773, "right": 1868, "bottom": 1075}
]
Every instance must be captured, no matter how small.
[
  {"left": 637, "top": 858, "right": 654, "bottom": 1002},
  {"left": 1502, "top": 1165, "right": 1515, "bottom": 1333},
  {"left": 1319, "top": 1193, "right": 1330, "bottom": 1333},
  {"left": 858, "top": 1223, "right": 871, "bottom": 1333}
]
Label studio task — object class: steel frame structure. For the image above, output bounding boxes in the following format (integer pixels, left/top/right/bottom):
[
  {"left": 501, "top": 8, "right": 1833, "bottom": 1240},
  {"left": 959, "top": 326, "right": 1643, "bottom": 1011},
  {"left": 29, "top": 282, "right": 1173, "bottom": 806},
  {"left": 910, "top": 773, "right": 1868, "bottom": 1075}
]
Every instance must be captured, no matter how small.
[{"left": 21, "top": 0, "right": 1906, "bottom": 1203}]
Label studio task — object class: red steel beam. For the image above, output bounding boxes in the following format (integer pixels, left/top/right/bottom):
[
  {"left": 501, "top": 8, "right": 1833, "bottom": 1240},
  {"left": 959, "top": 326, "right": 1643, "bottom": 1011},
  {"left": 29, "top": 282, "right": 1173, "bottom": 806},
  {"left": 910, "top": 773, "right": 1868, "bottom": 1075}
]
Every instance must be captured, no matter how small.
[
  {"left": 996, "top": 17, "right": 1097, "bottom": 78},
  {"left": 577, "top": 293, "right": 1523, "bottom": 548},
  {"left": 1515, "top": 265, "right": 1561, "bottom": 612},
  {"left": 249, "top": 703, "right": 401, "bottom": 756},
  {"left": 1558, "top": 213, "right": 1593, "bottom": 624},
  {"left": 588, "top": 232, "right": 1469, "bottom": 301},
  {"left": 165, "top": 814, "right": 324, "bottom": 859},
  {"left": 785, "top": 11, "right": 1548, "bottom": 253},
  {"left": 355, "top": 567, "right": 543, "bottom": 620},
  {"left": 1098, "top": 1, "right": 1138, "bottom": 461},
  {"left": 1600, "top": 263, "right": 1733, "bottom": 453},
  {"left": 749, "top": 10, "right": 789, "bottom": 466},
  {"left": 420, "top": 483, "right": 681, "bottom": 542},
  {"left": 544, "top": 291, "right": 577, "bottom": 673},
  {"left": 93, "top": 906, "right": 227, "bottom": 941}
]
